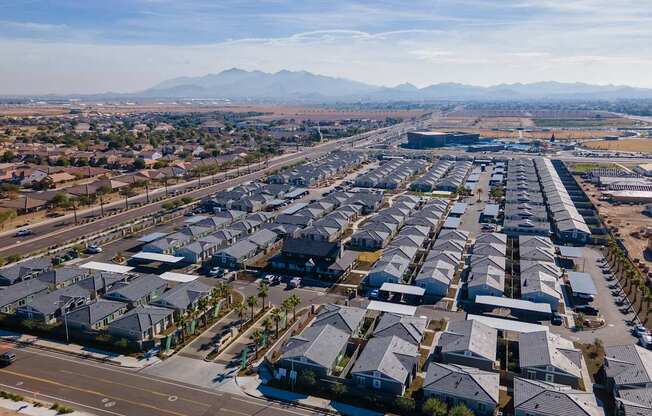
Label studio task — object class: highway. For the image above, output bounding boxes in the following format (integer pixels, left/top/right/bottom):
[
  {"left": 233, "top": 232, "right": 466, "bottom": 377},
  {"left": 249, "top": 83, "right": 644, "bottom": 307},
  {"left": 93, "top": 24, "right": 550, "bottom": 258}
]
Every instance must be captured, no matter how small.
[
  {"left": 0, "top": 342, "right": 319, "bottom": 416},
  {"left": 0, "top": 122, "right": 409, "bottom": 259}
]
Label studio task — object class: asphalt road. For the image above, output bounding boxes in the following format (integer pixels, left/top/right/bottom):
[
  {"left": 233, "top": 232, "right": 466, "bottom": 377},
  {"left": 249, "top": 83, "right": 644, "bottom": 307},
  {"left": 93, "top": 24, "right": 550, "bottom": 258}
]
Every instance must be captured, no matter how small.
[
  {"left": 0, "top": 124, "right": 400, "bottom": 259},
  {"left": 0, "top": 343, "right": 319, "bottom": 416}
]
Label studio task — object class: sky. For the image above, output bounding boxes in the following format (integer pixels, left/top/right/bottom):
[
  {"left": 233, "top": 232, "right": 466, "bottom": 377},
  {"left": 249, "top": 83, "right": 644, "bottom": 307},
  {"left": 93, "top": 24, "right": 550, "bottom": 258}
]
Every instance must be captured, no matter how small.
[{"left": 1, "top": 0, "right": 652, "bottom": 95}]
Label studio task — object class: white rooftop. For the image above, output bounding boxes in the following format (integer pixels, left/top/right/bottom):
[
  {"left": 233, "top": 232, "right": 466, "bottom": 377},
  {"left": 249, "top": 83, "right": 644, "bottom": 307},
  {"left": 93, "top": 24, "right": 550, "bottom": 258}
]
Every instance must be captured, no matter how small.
[
  {"left": 475, "top": 295, "right": 551, "bottom": 314},
  {"left": 466, "top": 314, "right": 549, "bottom": 333},
  {"left": 137, "top": 232, "right": 169, "bottom": 243},
  {"left": 367, "top": 300, "right": 417, "bottom": 316},
  {"left": 79, "top": 261, "right": 134, "bottom": 274},
  {"left": 159, "top": 272, "right": 199, "bottom": 283},
  {"left": 380, "top": 282, "right": 426, "bottom": 296},
  {"left": 132, "top": 252, "right": 184, "bottom": 263},
  {"left": 184, "top": 215, "right": 208, "bottom": 224}
]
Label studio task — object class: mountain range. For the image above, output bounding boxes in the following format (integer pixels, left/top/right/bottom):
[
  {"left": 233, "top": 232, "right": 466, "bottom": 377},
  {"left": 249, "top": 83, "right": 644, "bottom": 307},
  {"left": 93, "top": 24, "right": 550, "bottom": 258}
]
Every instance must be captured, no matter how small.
[{"left": 139, "top": 68, "right": 652, "bottom": 102}]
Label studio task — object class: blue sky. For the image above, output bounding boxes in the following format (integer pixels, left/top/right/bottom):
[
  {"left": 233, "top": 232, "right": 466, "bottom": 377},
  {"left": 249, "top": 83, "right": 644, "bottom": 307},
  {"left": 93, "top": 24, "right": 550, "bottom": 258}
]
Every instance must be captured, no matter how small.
[{"left": 1, "top": 0, "right": 652, "bottom": 94}]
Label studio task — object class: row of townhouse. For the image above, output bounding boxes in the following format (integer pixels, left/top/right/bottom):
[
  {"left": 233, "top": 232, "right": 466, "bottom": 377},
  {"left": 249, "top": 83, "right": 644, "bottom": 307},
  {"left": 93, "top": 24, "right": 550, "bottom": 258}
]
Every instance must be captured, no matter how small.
[
  {"left": 502, "top": 159, "right": 552, "bottom": 237},
  {"left": 436, "top": 161, "right": 474, "bottom": 192},
  {"left": 535, "top": 158, "right": 592, "bottom": 244},
  {"left": 354, "top": 158, "right": 427, "bottom": 190},
  {"left": 518, "top": 236, "right": 564, "bottom": 310},
  {"left": 425, "top": 318, "right": 601, "bottom": 416},
  {"left": 410, "top": 159, "right": 456, "bottom": 192},
  {"left": 202, "top": 183, "right": 299, "bottom": 213},
  {"left": 1, "top": 264, "right": 216, "bottom": 348},
  {"left": 365, "top": 197, "right": 449, "bottom": 287},
  {"left": 415, "top": 229, "right": 471, "bottom": 297},
  {"left": 267, "top": 152, "right": 367, "bottom": 187},
  {"left": 603, "top": 344, "right": 652, "bottom": 416},
  {"left": 467, "top": 233, "right": 508, "bottom": 300}
]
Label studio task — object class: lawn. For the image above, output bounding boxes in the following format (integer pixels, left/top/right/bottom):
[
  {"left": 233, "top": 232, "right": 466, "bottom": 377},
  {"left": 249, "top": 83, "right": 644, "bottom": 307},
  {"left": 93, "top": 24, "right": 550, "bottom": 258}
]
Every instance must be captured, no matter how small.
[
  {"left": 569, "top": 162, "right": 620, "bottom": 173},
  {"left": 575, "top": 340, "right": 605, "bottom": 381}
]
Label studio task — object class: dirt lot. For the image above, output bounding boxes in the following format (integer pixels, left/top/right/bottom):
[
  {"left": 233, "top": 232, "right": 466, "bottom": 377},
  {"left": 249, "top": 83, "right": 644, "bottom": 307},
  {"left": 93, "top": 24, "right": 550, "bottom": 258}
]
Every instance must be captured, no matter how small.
[
  {"left": 581, "top": 180, "right": 652, "bottom": 271},
  {"left": 583, "top": 138, "right": 652, "bottom": 153},
  {"left": 0, "top": 104, "right": 430, "bottom": 121}
]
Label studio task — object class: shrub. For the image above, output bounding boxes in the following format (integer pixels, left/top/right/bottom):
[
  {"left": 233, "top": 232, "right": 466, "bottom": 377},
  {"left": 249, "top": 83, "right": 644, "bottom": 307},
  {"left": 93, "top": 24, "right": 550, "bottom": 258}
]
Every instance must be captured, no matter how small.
[
  {"left": 394, "top": 396, "right": 415, "bottom": 414},
  {"left": 180, "top": 196, "right": 193, "bottom": 205},
  {"left": 330, "top": 383, "right": 347, "bottom": 399},
  {"left": 422, "top": 397, "right": 448, "bottom": 416},
  {"left": 449, "top": 403, "right": 475, "bottom": 416},
  {"left": 297, "top": 370, "right": 316, "bottom": 388}
]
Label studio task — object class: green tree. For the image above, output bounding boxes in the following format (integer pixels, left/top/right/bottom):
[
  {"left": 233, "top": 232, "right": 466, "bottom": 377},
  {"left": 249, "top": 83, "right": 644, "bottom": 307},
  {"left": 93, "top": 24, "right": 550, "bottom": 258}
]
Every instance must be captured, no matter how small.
[
  {"left": 96, "top": 185, "right": 112, "bottom": 217},
  {"left": 270, "top": 308, "right": 282, "bottom": 338},
  {"left": 234, "top": 301, "right": 246, "bottom": 328},
  {"left": 330, "top": 383, "right": 347, "bottom": 399},
  {"left": 449, "top": 403, "right": 475, "bottom": 416},
  {"left": 281, "top": 298, "right": 292, "bottom": 329},
  {"left": 298, "top": 370, "right": 316, "bottom": 388},
  {"left": 394, "top": 396, "right": 415, "bottom": 414},
  {"left": 0, "top": 209, "right": 16, "bottom": 230},
  {"left": 134, "top": 158, "right": 146, "bottom": 170},
  {"left": 422, "top": 398, "right": 448, "bottom": 416},
  {"left": 50, "top": 192, "right": 70, "bottom": 210},
  {"left": 261, "top": 317, "right": 273, "bottom": 336},
  {"left": 288, "top": 294, "right": 300, "bottom": 322},
  {"left": 257, "top": 281, "right": 269, "bottom": 310},
  {"left": 246, "top": 295, "right": 258, "bottom": 322}
]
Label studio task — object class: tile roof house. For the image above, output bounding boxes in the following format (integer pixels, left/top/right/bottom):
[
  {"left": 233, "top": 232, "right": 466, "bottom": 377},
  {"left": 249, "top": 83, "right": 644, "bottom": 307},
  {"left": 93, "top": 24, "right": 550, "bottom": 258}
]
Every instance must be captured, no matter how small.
[
  {"left": 311, "top": 304, "right": 366, "bottom": 336},
  {"left": 603, "top": 344, "right": 652, "bottom": 393},
  {"left": 513, "top": 377, "right": 604, "bottom": 416},
  {"left": 423, "top": 363, "right": 500, "bottom": 416},
  {"left": 213, "top": 240, "right": 259, "bottom": 269},
  {"left": 37, "top": 267, "right": 88, "bottom": 289},
  {"left": 279, "top": 323, "right": 350, "bottom": 378},
  {"left": 435, "top": 319, "right": 498, "bottom": 371},
  {"left": 151, "top": 280, "right": 213, "bottom": 314},
  {"left": 373, "top": 313, "right": 428, "bottom": 346},
  {"left": 614, "top": 387, "right": 652, "bottom": 416},
  {"left": 0, "top": 279, "right": 49, "bottom": 314},
  {"left": 350, "top": 335, "right": 419, "bottom": 395},
  {"left": 519, "top": 331, "right": 583, "bottom": 388},
  {"left": 16, "top": 283, "right": 92, "bottom": 324},
  {"left": 0, "top": 257, "right": 52, "bottom": 286}
]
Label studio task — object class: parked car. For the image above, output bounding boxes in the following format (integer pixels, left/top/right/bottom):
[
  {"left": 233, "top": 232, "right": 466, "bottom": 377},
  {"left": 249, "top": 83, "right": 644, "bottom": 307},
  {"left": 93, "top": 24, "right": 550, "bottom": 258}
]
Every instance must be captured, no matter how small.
[
  {"left": 615, "top": 298, "right": 627, "bottom": 306},
  {"left": 86, "top": 244, "right": 103, "bottom": 254},
  {"left": 369, "top": 289, "right": 380, "bottom": 300},
  {"left": 208, "top": 267, "right": 225, "bottom": 277},
  {"left": 575, "top": 305, "right": 599, "bottom": 316},
  {"left": 551, "top": 313, "right": 563, "bottom": 326},
  {"left": 288, "top": 277, "right": 302, "bottom": 288},
  {"left": 0, "top": 351, "right": 16, "bottom": 366},
  {"left": 263, "top": 274, "right": 280, "bottom": 285},
  {"left": 611, "top": 290, "right": 621, "bottom": 296},
  {"left": 640, "top": 334, "right": 652, "bottom": 349},
  {"left": 14, "top": 229, "right": 32, "bottom": 237},
  {"left": 632, "top": 324, "right": 650, "bottom": 338},
  {"left": 608, "top": 283, "right": 620, "bottom": 289}
]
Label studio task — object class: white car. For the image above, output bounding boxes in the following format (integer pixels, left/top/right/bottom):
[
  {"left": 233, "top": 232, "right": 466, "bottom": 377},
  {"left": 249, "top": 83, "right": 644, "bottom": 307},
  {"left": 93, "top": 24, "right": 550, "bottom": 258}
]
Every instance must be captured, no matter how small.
[
  {"left": 14, "top": 229, "right": 32, "bottom": 237},
  {"left": 640, "top": 334, "right": 652, "bottom": 349},
  {"left": 85, "top": 245, "right": 103, "bottom": 254}
]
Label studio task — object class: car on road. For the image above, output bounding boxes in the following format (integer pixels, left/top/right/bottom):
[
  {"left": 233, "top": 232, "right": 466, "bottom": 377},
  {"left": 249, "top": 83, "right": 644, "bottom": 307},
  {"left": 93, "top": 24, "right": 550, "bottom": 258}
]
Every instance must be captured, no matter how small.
[
  {"left": 208, "top": 267, "right": 225, "bottom": 278},
  {"left": 288, "top": 277, "right": 301, "bottom": 288},
  {"left": 551, "top": 312, "right": 563, "bottom": 326},
  {"left": 0, "top": 351, "right": 16, "bottom": 366},
  {"left": 85, "top": 244, "right": 103, "bottom": 254},
  {"left": 632, "top": 324, "right": 650, "bottom": 338},
  {"left": 14, "top": 229, "right": 32, "bottom": 237},
  {"left": 263, "top": 274, "right": 280, "bottom": 285}
]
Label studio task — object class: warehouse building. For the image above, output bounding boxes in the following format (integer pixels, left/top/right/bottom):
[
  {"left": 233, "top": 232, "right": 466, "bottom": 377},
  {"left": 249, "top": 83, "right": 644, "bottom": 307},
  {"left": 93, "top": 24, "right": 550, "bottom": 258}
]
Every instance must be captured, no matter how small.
[{"left": 404, "top": 131, "right": 480, "bottom": 149}]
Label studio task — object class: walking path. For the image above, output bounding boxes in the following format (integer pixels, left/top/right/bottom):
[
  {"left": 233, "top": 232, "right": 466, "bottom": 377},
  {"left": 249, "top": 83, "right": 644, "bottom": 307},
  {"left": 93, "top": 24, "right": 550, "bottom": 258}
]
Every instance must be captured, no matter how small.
[{"left": 0, "top": 329, "right": 156, "bottom": 368}]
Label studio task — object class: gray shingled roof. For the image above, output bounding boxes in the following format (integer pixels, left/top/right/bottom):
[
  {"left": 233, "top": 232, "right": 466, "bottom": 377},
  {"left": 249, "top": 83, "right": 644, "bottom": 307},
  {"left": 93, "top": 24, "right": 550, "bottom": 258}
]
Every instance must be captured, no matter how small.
[
  {"left": 616, "top": 387, "right": 652, "bottom": 416},
  {"left": 66, "top": 300, "right": 127, "bottom": 326},
  {"left": 438, "top": 319, "right": 497, "bottom": 361},
  {"left": 0, "top": 257, "right": 51, "bottom": 284},
  {"left": 424, "top": 363, "right": 499, "bottom": 405},
  {"left": 604, "top": 345, "right": 652, "bottom": 387},
  {"left": 312, "top": 304, "right": 365, "bottom": 335},
  {"left": 351, "top": 335, "right": 418, "bottom": 383},
  {"left": 105, "top": 274, "right": 167, "bottom": 303},
  {"left": 513, "top": 378, "right": 603, "bottom": 416},
  {"left": 281, "top": 323, "right": 349, "bottom": 369},
  {"left": 152, "top": 280, "right": 212, "bottom": 311},
  {"left": 25, "top": 284, "right": 91, "bottom": 316},
  {"left": 373, "top": 313, "right": 427, "bottom": 345},
  {"left": 77, "top": 271, "right": 125, "bottom": 293},
  {"left": 37, "top": 267, "right": 87, "bottom": 286},
  {"left": 0, "top": 279, "right": 49, "bottom": 308},
  {"left": 519, "top": 331, "right": 582, "bottom": 378},
  {"left": 108, "top": 305, "right": 173, "bottom": 334}
]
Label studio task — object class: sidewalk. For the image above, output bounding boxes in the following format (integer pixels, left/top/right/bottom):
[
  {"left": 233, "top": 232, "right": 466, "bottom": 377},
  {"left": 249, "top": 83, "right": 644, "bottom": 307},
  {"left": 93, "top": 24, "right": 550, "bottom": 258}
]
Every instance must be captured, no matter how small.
[
  {"left": 0, "top": 397, "right": 94, "bottom": 416},
  {"left": 0, "top": 330, "right": 158, "bottom": 369},
  {"left": 236, "top": 372, "right": 383, "bottom": 416}
]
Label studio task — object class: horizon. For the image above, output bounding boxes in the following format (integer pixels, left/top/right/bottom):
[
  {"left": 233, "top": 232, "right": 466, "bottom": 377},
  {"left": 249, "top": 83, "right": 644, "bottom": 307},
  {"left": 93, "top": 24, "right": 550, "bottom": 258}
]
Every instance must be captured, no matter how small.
[{"left": 2, "top": 0, "right": 652, "bottom": 95}]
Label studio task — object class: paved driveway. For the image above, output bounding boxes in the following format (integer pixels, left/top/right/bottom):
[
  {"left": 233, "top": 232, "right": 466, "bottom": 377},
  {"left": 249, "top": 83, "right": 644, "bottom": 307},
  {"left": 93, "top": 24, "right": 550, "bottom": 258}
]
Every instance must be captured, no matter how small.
[{"left": 549, "top": 247, "right": 636, "bottom": 346}]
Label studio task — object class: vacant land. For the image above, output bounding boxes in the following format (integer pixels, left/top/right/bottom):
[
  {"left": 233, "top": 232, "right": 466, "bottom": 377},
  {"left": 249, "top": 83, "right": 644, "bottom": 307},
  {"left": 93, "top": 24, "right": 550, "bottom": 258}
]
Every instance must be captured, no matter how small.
[
  {"left": 566, "top": 162, "right": 620, "bottom": 173},
  {"left": 583, "top": 138, "right": 652, "bottom": 152},
  {"left": 533, "top": 117, "right": 644, "bottom": 128}
]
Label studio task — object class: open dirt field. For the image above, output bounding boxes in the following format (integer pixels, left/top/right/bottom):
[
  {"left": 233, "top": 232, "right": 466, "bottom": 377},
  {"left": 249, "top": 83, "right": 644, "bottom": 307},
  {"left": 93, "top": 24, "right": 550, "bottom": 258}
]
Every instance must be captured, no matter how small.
[
  {"left": 0, "top": 104, "right": 431, "bottom": 121},
  {"left": 583, "top": 138, "right": 652, "bottom": 152}
]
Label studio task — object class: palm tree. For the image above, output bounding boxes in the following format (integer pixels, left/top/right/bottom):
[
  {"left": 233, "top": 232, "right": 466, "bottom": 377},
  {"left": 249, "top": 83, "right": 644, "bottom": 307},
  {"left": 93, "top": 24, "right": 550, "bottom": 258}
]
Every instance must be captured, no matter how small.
[
  {"left": 476, "top": 187, "right": 483, "bottom": 202},
  {"left": 288, "top": 294, "right": 300, "bottom": 322},
  {"left": 234, "top": 301, "right": 245, "bottom": 328},
  {"left": 176, "top": 313, "right": 189, "bottom": 344},
  {"left": 197, "top": 297, "right": 209, "bottom": 327},
  {"left": 251, "top": 329, "right": 264, "bottom": 358},
  {"left": 257, "top": 281, "right": 269, "bottom": 310},
  {"left": 281, "top": 299, "right": 291, "bottom": 329},
  {"left": 246, "top": 295, "right": 258, "bottom": 322},
  {"left": 217, "top": 281, "right": 231, "bottom": 304},
  {"left": 271, "top": 308, "right": 282, "bottom": 338},
  {"left": 261, "top": 317, "right": 273, "bottom": 337}
]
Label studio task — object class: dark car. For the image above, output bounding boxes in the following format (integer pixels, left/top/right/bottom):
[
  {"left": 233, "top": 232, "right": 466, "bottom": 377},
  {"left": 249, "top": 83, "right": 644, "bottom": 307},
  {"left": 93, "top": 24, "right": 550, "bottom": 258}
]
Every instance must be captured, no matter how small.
[
  {"left": 0, "top": 351, "right": 16, "bottom": 366},
  {"left": 551, "top": 313, "right": 563, "bottom": 326},
  {"left": 575, "top": 306, "right": 599, "bottom": 316}
]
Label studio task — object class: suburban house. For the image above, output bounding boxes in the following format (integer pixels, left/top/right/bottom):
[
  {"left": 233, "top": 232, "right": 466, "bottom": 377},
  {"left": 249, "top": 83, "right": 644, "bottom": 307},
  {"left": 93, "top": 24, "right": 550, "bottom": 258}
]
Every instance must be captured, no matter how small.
[
  {"left": 270, "top": 238, "right": 357, "bottom": 279},
  {"left": 213, "top": 240, "right": 259, "bottom": 269},
  {"left": 151, "top": 280, "right": 213, "bottom": 315},
  {"left": 107, "top": 305, "right": 174, "bottom": 346},
  {"left": 0, "top": 257, "right": 52, "bottom": 286},
  {"left": 104, "top": 274, "right": 168, "bottom": 308},
  {"left": 0, "top": 279, "right": 49, "bottom": 314},
  {"left": 65, "top": 300, "right": 129, "bottom": 331},
  {"left": 435, "top": 319, "right": 498, "bottom": 371},
  {"left": 372, "top": 313, "right": 428, "bottom": 346},
  {"left": 77, "top": 271, "right": 126, "bottom": 300},
  {"left": 513, "top": 378, "right": 604, "bottom": 416},
  {"left": 423, "top": 363, "right": 499, "bottom": 416},
  {"left": 16, "top": 284, "right": 92, "bottom": 324},
  {"left": 350, "top": 335, "right": 419, "bottom": 395},
  {"left": 603, "top": 345, "right": 652, "bottom": 416},
  {"left": 37, "top": 267, "right": 89, "bottom": 290},
  {"left": 519, "top": 331, "right": 583, "bottom": 388}
]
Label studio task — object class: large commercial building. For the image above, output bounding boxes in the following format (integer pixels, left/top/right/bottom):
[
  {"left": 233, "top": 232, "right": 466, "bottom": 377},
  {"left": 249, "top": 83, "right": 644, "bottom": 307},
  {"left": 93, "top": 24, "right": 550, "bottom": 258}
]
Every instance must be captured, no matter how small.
[{"left": 404, "top": 131, "right": 480, "bottom": 149}]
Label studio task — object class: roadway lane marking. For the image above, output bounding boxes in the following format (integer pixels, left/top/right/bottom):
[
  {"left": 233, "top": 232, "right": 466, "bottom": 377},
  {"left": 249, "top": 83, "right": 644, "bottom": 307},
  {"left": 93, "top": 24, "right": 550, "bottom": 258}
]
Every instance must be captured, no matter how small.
[
  {"left": 60, "top": 369, "right": 212, "bottom": 408},
  {"left": 0, "top": 381, "right": 127, "bottom": 416},
  {"left": 228, "top": 395, "right": 313, "bottom": 416},
  {"left": 0, "top": 368, "right": 190, "bottom": 416},
  {"left": 219, "top": 408, "right": 250, "bottom": 416},
  {"left": 12, "top": 346, "right": 224, "bottom": 398}
]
